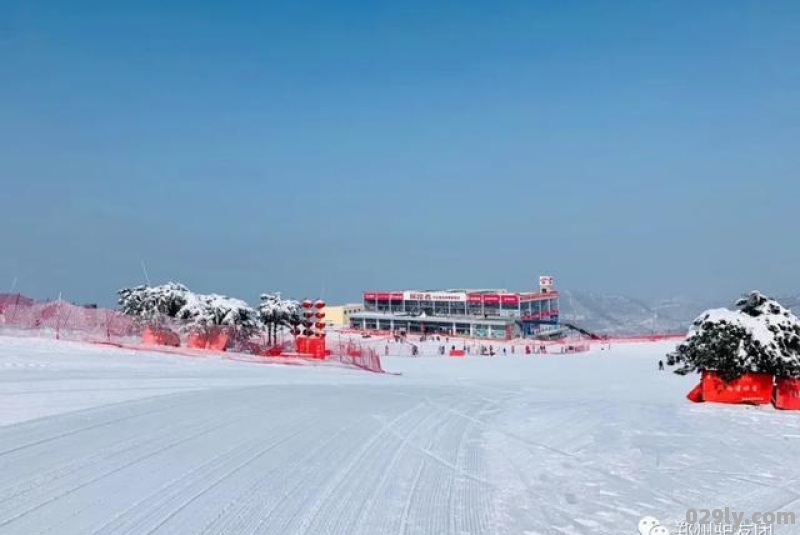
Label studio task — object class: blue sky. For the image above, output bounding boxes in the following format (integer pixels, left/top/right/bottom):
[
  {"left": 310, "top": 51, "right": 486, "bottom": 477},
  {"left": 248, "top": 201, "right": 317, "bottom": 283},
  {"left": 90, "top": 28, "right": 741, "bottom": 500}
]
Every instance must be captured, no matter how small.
[{"left": 1, "top": 0, "right": 798, "bottom": 306}]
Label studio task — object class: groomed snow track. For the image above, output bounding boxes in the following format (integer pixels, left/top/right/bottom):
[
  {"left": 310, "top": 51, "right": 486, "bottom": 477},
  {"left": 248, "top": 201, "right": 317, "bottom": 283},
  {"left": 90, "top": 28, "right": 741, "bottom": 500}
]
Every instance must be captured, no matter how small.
[
  {"left": 0, "top": 385, "right": 497, "bottom": 535},
  {"left": 3, "top": 337, "right": 800, "bottom": 534}
]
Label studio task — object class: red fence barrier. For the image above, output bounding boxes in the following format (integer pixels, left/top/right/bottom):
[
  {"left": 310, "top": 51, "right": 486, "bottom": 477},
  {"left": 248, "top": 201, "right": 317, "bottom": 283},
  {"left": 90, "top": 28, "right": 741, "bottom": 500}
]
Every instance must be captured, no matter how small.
[
  {"left": 0, "top": 298, "right": 387, "bottom": 373},
  {"left": 327, "top": 340, "right": 385, "bottom": 373},
  {"left": 0, "top": 299, "right": 137, "bottom": 342}
]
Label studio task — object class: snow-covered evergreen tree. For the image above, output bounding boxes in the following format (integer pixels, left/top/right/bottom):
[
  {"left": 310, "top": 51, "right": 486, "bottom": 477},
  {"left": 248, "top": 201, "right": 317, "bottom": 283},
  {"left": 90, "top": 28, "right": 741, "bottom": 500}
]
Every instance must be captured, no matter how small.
[
  {"left": 118, "top": 283, "right": 261, "bottom": 341},
  {"left": 176, "top": 293, "right": 260, "bottom": 336},
  {"left": 258, "top": 293, "right": 301, "bottom": 345},
  {"left": 117, "top": 282, "right": 189, "bottom": 323},
  {"left": 667, "top": 291, "right": 800, "bottom": 380}
]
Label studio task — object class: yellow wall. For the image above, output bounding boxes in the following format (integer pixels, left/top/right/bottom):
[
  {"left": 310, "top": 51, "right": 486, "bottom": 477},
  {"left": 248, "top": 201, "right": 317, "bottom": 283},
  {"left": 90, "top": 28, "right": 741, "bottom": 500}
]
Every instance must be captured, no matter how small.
[{"left": 324, "top": 304, "right": 364, "bottom": 327}]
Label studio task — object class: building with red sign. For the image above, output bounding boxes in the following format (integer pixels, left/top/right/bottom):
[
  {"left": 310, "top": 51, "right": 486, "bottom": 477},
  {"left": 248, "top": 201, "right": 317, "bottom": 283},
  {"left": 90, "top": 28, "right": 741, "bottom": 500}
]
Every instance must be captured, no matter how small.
[{"left": 349, "top": 285, "right": 559, "bottom": 339}]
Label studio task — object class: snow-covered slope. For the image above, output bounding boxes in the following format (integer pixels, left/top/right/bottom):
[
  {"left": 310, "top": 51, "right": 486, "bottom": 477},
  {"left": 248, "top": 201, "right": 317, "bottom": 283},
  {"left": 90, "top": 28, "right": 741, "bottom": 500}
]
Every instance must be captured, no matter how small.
[{"left": 1, "top": 336, "right": 799, "bottom": 534}]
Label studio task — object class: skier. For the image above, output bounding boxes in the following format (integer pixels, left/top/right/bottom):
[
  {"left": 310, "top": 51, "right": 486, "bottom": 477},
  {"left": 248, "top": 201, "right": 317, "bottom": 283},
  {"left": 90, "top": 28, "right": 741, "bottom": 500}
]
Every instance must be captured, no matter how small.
[{"left": 658, "top": 360, "right": 664, "bottom": 371}]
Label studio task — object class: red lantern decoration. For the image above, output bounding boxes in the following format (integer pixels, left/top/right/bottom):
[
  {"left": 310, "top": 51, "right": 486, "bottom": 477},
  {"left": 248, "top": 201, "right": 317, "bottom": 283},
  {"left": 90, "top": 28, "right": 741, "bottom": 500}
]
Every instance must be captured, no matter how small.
[
  {"left": 315, "top": 321, "right": 326, "bottom": 330},
  {"left": 314, "top": 300, "right": 325, "bottom": 309},
  {"left": 315, "top": 311, "right": 326, "bottom": 319},
  {"left": 302, "top": 299, "right": 313, "bottom": 309}
]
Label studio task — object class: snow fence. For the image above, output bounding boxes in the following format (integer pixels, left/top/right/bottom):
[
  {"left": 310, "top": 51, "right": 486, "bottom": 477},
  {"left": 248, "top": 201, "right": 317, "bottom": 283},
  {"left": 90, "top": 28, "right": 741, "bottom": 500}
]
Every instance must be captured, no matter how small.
[{"left": 0, "top": 297, "right": 386, "bottom": 373}]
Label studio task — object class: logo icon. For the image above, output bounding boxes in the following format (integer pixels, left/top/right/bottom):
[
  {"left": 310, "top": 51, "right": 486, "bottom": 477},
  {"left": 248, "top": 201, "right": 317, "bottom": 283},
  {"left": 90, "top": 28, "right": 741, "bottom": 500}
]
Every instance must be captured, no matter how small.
[{"left": 639, "top": 516, "right": 669, "bottom": 535}]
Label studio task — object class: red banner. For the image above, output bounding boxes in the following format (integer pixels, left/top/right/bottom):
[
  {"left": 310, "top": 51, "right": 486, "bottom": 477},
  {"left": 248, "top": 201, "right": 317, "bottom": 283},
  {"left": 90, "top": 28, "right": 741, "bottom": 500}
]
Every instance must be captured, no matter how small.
[
  {"left": 501, "top": 295, "right": 519, "bottom": 306},
  {"left": 701, "top": 372, "right": 773, "bottom": 405}
]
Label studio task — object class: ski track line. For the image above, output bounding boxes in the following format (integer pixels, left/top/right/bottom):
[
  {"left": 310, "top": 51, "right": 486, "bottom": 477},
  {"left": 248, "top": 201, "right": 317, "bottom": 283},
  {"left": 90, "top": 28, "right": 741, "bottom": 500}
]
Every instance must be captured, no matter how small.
[
  {"left": 79, "top": 408, "right": 300, "bottom": 534},
  {"left": 464, "top": 397, "right": 694, "bottom": 514},
  {"left": 292, "top": 401, "right": 430, "bottom": 535},
  {"left": 212, "top": 402, "right": 391, "bottom": 535},
  {"left": 0, "top": 420, "right": 231, "bottom": 530},
  {"left": 0, "top": 401, "right": 243, "bottom": 504},
  {"left": 0, "top": 414, "right": 222, "bottom": 519},
  {"left": 408, "top": 408, "right": 456, "bottom": 535},
  {"left": 0, "top": 404, "right": 173, "bottom": 458},
  {"left": 133, "top": 419, "right": 320, "bottom": 535},
  {"left": 449, "top": 398, "right": 486, "bottom": 535},
  {"left": 50, "top": 399, "right": 284, "bottom": 535},
  {"left": 1, "top": 420, "right": 192, "bottom": 508},
  {"left": 423, "top": 396, "right": 578, "bottom": 459},
  {"left": 309, "top": 404, "right": 450, "bottom": 535},
  {"left": 399, "top": 405, "right": 462, "bottom": 535},
  {"left": 77, "top": 391, "right": 322, "bottom": 535},
  {"left": 196, "top": 387, "right": 422, "bottom": 533},
  {"left": 68, "top": 437, "right": 256, "bottom": 535},
  {"left": 0, "top": 395, "right": 260, "bottom": 512},
  {"left": 382, "top": 415, "right": 494, "bottom": 488},
  {"left": 348, "top": 408, "right": 445, "bottom": 535},
  {"left": 195, "top": 412, "right": 365, "bottom": 535}
]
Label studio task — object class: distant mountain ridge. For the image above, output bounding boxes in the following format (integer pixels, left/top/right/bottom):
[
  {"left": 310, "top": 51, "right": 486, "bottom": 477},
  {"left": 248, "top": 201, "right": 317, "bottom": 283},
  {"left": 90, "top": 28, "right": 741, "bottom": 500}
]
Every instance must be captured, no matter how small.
[{"left": 559, "top": 290, "right": 800, "bottom": 336}]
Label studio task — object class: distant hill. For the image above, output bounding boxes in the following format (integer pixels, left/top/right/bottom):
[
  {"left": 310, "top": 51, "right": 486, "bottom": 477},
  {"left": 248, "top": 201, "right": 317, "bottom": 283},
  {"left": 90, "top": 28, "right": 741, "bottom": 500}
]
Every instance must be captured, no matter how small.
[
  {"left": 559, "top": 290, "right": 714, "bottom": 336},
  {"left": 559, "top": 290, "right": 800, "bottom": 336}
]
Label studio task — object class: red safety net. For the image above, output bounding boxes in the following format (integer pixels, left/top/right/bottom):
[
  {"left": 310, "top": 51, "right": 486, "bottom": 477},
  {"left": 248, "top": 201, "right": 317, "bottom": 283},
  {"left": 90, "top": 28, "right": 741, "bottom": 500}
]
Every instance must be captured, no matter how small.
[
  {"left": 0, "top": 296, "right": 386, "bottom": 373},
  {"left": 327, "top": 340, "right": 385, "bottom": 373}
]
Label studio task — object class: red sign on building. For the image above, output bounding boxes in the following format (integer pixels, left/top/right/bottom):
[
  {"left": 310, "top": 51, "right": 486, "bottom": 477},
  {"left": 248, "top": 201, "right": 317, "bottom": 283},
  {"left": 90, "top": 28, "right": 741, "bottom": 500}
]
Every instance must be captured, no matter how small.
[
  {"left": 482, "top": 294, "right": 500, "bottom": 305},
  {"left": 501, "top": 295, "right": 520, "bottom": 306}
]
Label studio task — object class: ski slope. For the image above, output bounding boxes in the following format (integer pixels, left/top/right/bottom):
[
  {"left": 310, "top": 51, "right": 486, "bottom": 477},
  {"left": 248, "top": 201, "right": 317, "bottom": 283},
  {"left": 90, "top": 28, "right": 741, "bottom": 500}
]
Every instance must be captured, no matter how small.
[{"left": 1, "top": 336, "right": 799, "bottom": 534}]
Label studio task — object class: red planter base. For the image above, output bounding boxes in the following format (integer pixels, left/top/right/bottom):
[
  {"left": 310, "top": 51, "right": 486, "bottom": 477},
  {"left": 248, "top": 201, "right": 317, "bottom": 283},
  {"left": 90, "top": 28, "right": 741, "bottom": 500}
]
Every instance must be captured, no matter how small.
[
  {"left": 774, "top": 378, "right": 800, "bottom": 410},
  {"left": 700, "top": 372, "right": 773, "bottom": 405},
  {"left": 686, "top": 382, "right": 703, "bottom": 402}
]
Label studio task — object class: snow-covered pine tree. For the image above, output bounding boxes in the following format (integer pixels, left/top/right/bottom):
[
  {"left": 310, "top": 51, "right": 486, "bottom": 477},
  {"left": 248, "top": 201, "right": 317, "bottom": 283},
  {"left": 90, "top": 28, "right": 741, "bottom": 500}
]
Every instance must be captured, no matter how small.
[
  {"left": 176, "top": 293, "right": 261, "bottom": 339},
  {"left": 117, "top": 282, "right": 190, "bottom": 324},
  {"left": 118, "top": 283, "right": 262, "bottom": 347},
  {"left": 258, "top": 293, "right": 301, "bottom": 345},
  {"left": 736, "top": 291, "right": 800, "bottom": 377},
  {"left": 667, "top": 291, "right": 800, "bottom": 381}
]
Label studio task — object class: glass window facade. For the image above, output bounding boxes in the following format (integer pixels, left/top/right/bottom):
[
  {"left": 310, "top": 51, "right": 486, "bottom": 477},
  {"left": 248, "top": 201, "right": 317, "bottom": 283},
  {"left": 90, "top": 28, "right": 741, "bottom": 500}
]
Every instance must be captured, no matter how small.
[
  {"left": 483, "top": 303, "right": 500, "bottom": 316},
  {"left": 450, "top": 302, "right": 466, "bottom": 316}
]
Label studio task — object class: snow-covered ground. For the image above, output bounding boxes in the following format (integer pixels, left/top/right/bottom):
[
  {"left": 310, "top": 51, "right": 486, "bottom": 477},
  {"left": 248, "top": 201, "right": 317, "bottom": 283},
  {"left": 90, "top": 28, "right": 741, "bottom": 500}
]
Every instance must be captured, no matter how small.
[{"left": 1, "top": 336, "right": 799, "bottom": 534}]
